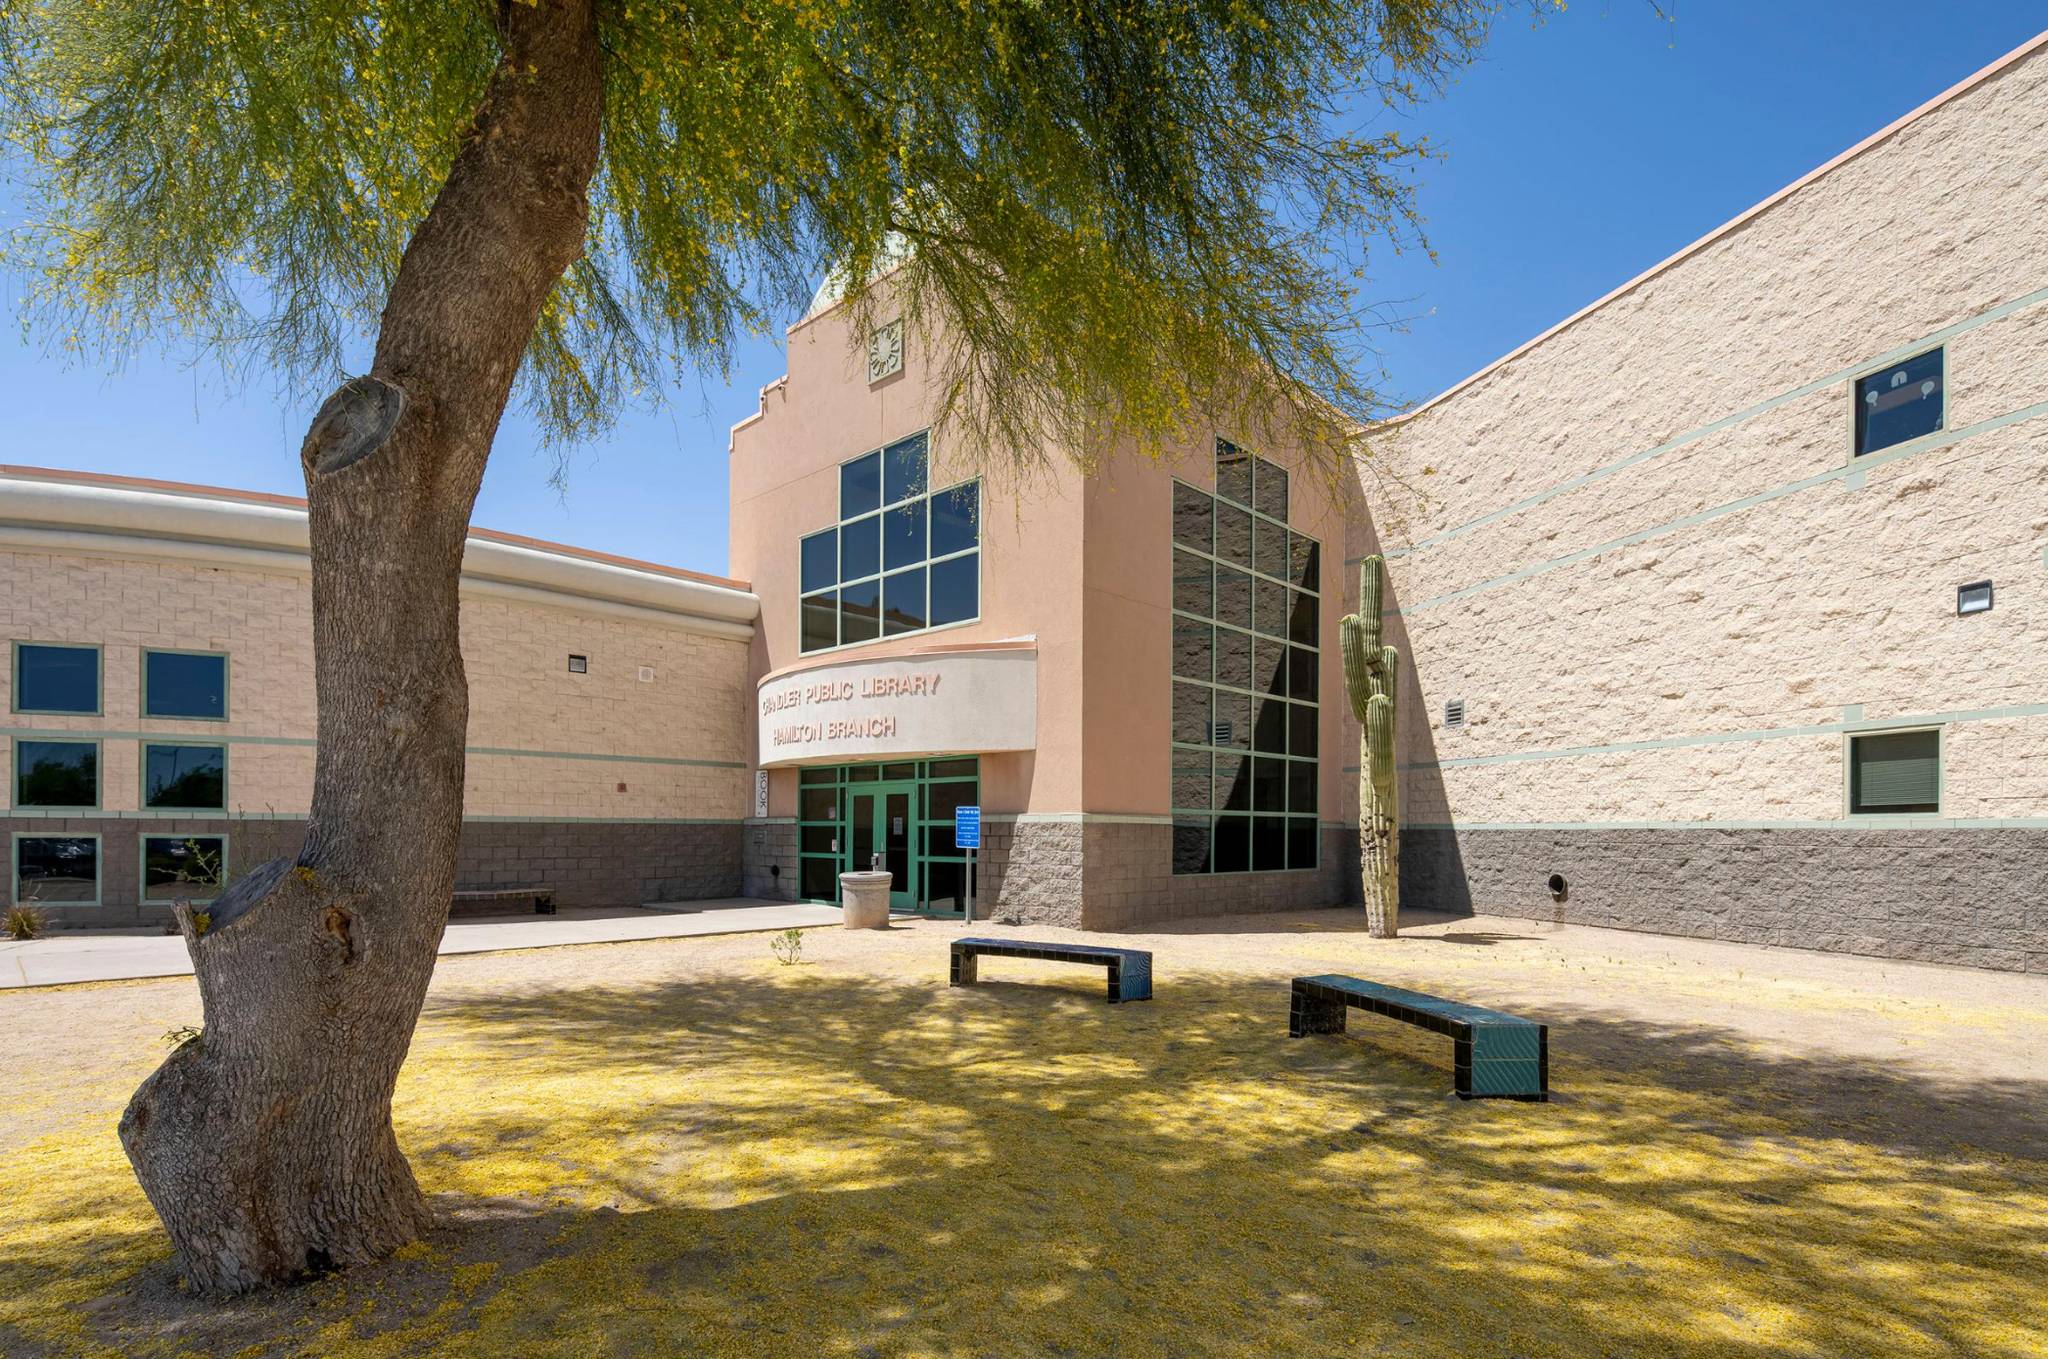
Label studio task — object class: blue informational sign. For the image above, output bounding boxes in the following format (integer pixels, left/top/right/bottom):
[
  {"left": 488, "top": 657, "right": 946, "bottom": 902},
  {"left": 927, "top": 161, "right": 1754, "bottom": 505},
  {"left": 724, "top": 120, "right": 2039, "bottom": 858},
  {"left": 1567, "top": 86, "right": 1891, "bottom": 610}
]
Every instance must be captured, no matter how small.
[{"left": 954, "top": 805, "right": 982, "bottom": 850}]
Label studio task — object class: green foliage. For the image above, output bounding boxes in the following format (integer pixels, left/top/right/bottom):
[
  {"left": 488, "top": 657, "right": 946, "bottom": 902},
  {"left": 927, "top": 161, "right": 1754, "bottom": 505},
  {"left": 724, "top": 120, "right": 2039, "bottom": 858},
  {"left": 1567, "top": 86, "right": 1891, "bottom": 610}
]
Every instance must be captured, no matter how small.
[
  {"left": 0, "top": 0, "right": 1492, "bottom": 471},
  {"left": 770, "top": 927, "right": 804, "bottom": 966},
  {"left": 5, "top": 902, "right": 46, "bottom": 940}
]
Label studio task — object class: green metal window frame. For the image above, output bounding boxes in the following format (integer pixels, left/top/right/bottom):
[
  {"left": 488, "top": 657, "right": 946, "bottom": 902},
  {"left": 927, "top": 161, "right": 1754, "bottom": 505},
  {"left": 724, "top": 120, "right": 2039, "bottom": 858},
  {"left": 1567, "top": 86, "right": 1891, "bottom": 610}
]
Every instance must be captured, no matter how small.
[
  {"left": 1169, "top": 438, "right": 1321, "bottom": 875},
  {"left": 795, "top": 757, "right": 980, "bottom": 910},
  {"left": 140, "top": 741, "right": 229, "bottom": 812},
  {"left": 796, "top": 431, "right": 983, "bottom": 655},
  {"left": 1848, "top": 345, "right": 1948, "bottom": 461},
  {"left": 137, "top": 832, "right": 230, "bottom": 906},
  {"left": 140, "top": 648, "right": 231, "bottom": 722},
  {"left": 11, "top": 831, "right": 103, "bottom": 908},
  {"left": 10, "top": 641, "right": 103, "bottom": 717},
  {"left": 12, "top": 736, "right": 102, "bottom": 810},
  {"left": 1845, "top": 725, "right": 1943, "bottom": 817}
]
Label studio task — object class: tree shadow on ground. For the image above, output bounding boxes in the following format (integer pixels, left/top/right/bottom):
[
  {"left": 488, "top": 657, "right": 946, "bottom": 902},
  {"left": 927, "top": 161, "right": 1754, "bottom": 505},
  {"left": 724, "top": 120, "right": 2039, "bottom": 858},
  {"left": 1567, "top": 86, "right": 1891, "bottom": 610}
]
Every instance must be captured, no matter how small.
[{"left": 9, "top": 963, "right": 2046, "bottom": 1358}]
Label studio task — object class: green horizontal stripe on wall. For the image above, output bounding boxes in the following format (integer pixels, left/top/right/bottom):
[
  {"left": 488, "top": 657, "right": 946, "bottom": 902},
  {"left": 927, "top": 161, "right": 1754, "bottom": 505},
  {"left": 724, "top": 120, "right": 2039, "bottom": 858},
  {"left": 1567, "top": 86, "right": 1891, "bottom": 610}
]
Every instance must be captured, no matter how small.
[
  {"left": 1406, "top": 817, "right": 2048, "bottom": 831},
  {"left": 0, "top": 727, "right": 744, "bottom": 771},
  {"left": 1331, "top": 700, "right": 2048, "bottom": 774},
  {"left": 1366, "top": 283, "right": 2048, "bottom": 563},
  {"left": 1398, "top": 398, "right": 2048, "bottom": 616}
]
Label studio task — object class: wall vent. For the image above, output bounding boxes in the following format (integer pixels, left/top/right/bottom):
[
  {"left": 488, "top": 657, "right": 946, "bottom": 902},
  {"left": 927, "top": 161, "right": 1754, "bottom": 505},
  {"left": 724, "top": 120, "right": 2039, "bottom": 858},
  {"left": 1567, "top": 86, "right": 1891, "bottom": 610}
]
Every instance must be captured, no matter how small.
[
  {"left": 1208, "top": 720, "right": 1235, "bottom": 746},
  {"left": 1444, "top": 697, "right": 1468, "bottom": 729}
]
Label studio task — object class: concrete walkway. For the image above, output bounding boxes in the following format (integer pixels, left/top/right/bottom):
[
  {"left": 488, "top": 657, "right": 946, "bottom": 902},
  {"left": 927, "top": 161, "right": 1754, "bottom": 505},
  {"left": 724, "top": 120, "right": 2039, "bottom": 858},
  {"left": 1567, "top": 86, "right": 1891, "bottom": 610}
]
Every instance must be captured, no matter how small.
[{"left": 0, "top": 899, "right": 845, "bottom": 989}]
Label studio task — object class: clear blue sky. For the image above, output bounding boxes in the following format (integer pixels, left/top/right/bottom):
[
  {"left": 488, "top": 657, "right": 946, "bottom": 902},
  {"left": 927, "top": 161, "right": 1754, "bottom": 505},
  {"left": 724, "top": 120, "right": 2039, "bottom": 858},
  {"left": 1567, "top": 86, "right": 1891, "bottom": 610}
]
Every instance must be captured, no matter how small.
[{"left": 2, "top": 5, "right": 2041, "bottom": 577}]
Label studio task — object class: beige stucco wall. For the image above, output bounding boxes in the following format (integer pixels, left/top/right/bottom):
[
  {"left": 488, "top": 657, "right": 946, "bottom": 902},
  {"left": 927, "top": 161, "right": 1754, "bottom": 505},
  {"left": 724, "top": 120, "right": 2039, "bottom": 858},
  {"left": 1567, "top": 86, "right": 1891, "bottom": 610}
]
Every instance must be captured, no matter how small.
[
  {"left": 1351, "top": 41, "right": 2048, "bottom": 830},
  {"left": 0, "top": 546, "right": 751, "bottom": 822}
]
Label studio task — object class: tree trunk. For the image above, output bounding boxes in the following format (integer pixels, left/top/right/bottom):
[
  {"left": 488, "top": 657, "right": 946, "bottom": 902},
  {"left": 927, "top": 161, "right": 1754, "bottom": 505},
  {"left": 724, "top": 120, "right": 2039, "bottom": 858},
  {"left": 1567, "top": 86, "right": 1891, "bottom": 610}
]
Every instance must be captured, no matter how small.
[{"left": 118, "top": 0, "right": 605, "bottom": 1295}]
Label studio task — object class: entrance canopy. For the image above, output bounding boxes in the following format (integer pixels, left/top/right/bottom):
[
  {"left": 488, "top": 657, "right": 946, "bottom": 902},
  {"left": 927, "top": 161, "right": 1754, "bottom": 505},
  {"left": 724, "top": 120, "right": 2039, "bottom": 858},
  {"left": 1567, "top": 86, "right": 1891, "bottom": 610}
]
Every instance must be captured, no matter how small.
[{"left": 756, "top": 644, "right": 1036, "bottom": 768}]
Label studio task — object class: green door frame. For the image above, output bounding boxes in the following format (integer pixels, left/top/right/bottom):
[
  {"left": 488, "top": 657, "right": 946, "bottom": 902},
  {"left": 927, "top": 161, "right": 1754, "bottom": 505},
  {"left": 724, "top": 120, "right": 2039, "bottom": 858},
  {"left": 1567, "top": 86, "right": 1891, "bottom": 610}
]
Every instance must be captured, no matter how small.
[{"left": 847, "top": 781, "right": 919, "bottom": 912}]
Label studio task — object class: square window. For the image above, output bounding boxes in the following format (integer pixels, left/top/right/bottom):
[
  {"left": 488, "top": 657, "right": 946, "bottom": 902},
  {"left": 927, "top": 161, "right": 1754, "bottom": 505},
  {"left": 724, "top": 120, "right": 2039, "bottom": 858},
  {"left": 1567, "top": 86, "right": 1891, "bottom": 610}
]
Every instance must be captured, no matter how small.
[
  {"left": 1850, "top": 729, "right": 1939, "bottom": 815},
  {"left": 13, "top": 643, "right": 98, "bottom": 715},
  {"left": 1172, "top": 482, "right": 1213, "bottom": 552},
  {"left": 142, "top": 836, "right": 227, "bottom": 903},
  {"left": 1854, "top": 347, "right": 1943, "bottom": 456},
  {"left": 883, "top": 567, "right": 928, "bottom": 634},
  {"left": 15, "top": 740, "right": 97, "bottom": 807},
  {"left": 800, "top": 824, "right": 837, "bottom": 855},
  {"left": 883, "top": 433, "right": 928, "bottom": 504},
  {"left": 931, "top": 481, "right": 980, "bottom": 557},
  {"left": 800, "top": 591, "right": 838, "bottom": 652},
  {"left": 1215, "top": 440, "right": 1253, "bottom": 506},
  {"left": 799, "top": 856, "right": 839, "bottom": 901},
  {"left": 926, "top": 779, "right": 976, "bottom": 820},
  {"left": 15, "top": 836, "right": 98, "bottom": 905},
  {"left": 928, "top": 554, "right": 978, "bottom": 626},
  {"left": 143, "top": 650, "right": 227, "bottom": 720},
  {"left": 800, "top": 529, "right": 838, "bottom": 593},
  {"left": 799, "top": 786, "right": 838, "bottom": 822},
  {"left": 144, "top": 744, "right": 226, "bottom": 810},
  {"left": 840, "top": 451, "right": 883, "bottom": 516}
]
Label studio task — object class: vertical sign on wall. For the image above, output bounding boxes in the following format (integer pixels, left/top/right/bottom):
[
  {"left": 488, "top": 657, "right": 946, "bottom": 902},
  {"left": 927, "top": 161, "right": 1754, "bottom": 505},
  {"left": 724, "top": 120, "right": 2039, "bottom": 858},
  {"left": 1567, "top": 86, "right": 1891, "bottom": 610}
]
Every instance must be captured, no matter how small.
[
  {"left": 753, "top": 769, "right": 768, "bottom": 819},
  {"left": 954, "top": 805, "right": 981, "bottom": 923}
]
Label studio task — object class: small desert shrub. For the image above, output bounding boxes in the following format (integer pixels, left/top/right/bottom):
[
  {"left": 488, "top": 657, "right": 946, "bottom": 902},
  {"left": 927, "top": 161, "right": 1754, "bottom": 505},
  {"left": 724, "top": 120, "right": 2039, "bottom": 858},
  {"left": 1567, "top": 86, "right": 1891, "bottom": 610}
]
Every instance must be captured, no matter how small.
[
  {"left": 6, "top": 903, "right": 47, "bottom": 940},
  {"left": 770, "top": 928, "right": 805, "bottom": 965}
]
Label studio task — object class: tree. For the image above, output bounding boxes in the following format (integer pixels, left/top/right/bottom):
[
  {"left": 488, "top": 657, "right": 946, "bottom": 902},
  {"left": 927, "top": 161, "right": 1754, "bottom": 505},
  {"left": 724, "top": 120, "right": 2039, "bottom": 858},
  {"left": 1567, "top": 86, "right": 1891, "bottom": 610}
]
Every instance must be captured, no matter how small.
[{"left": 1, "top": 0, "right": 1490, "bottom": 1292}]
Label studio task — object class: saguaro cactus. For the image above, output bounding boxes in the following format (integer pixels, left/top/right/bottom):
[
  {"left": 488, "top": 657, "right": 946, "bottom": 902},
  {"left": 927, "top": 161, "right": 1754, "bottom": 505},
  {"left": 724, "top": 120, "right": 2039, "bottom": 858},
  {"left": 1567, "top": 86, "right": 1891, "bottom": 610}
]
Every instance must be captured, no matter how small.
[{"left": 1341, "top": 555, "right": 1400, "bottom": 937}]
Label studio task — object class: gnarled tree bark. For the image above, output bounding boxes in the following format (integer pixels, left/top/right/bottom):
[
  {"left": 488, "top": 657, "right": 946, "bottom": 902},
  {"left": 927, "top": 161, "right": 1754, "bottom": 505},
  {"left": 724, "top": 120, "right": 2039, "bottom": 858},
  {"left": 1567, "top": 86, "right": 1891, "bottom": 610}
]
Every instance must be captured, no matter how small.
[{"left": 118, "top": 0, "right": 605, "bottom": 1294}]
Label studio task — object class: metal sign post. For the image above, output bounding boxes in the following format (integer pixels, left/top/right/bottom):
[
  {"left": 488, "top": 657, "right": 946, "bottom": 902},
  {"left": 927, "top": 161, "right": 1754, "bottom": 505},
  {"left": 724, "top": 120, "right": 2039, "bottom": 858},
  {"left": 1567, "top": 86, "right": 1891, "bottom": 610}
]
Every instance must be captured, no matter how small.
[{"left": 955, "top": 805, "right": 981, "bottom": 924}]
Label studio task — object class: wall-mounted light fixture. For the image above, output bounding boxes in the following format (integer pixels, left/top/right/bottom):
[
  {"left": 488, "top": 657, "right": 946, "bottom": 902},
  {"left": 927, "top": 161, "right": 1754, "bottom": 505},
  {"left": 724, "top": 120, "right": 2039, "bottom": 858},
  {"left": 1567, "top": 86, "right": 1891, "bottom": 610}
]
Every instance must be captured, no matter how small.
[
  {"left": 567, "top": 654, "right": 589, "bottom": 673},
  {"left": 1956, "top": 581, "right": 1993, "bottom": 616}
]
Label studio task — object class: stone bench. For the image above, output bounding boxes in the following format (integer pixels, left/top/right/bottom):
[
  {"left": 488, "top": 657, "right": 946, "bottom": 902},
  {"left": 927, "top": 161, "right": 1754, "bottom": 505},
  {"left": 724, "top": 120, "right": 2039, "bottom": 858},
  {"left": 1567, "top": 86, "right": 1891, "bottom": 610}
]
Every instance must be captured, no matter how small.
[
  {"left": 1289, "top": 975, "right": 1548, "bottom": 1101},
  {"left": 950, "top": 937, "right": 1153, "bottom": 1004},
  {"left": 450, "top": 886, "right": 557, "bottom": 918}
]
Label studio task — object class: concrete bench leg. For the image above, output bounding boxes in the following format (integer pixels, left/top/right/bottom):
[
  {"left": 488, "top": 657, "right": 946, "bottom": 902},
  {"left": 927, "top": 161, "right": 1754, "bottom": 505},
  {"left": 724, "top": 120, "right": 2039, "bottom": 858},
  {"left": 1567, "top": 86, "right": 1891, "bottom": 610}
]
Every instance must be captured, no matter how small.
[
  {"left": 1289, "top": 985, "right": 1348, "bottom": 1037},
  {"left": 950, "top": 950, "right": 978, "bottom": 987}
]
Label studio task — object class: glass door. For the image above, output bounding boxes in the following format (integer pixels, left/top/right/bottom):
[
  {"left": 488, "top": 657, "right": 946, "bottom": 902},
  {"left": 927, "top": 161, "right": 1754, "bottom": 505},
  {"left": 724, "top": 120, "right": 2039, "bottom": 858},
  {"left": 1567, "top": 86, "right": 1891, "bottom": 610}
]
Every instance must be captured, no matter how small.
[{"left": 848, "top": 785, "right": 918, "bottom": 912}]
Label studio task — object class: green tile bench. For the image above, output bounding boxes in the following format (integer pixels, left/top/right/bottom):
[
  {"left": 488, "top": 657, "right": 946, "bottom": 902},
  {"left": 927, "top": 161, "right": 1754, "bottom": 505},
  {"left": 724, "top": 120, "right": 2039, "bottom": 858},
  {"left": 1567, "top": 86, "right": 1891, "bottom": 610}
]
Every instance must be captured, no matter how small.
[
  {"left": 951, "top": 937, "right": 1153, "bottom": 1004},
  {"left": 450, "top": 885, "right": 557, "bottom": 918},
  {"left": 1289, "top": 975, "right": 1548, "bottom": 1101}
]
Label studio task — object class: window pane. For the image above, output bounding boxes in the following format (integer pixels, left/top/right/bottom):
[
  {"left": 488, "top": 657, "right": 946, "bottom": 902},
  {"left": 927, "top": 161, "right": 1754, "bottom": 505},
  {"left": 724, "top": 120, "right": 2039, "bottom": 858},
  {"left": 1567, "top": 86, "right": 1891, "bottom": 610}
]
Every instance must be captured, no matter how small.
[
  {"left": 925, "top": 859, "right": 969, "bottom": 912},
  {"left": 799, "top": 786, "right": 838, "bottom": 822},
  {"left": 15, "top": 644, "right": 97, "bottom": 714},
  {"left": 1288, "top": 819, "right": 1318, "bottom": 871},
  {"left": 1215, "top": 566, "right": 1252, "bottom": 630},
  {"left": 1855, "top": 348, "right": 1943, "bottom": 456},
  {"left": 1171, "top": 753, "right": 1211, "bottom": 810},
  {"left": 841, "top": 514, "right": 880, "bottom": 581},
  {"left": 1172, "top": 482, "right": 1212, "bottom": 552},
  {"left": 1289, "top": 646, "right": 1317, "bottom": 702},
  {"left": 1173, "top": 549, "right": 1213, "bottom": 618},
  {"left": 1290, "top": 534, "right": 1320, "bottom": 592},
  {"left": 931, "top": 481, "right": 980, "bottom": 556},
  {"left": 1254, "top": 457, "right": 1289, "bottom": 521},
  {"left": 1252, "top": 815, "right": 1286, "bottom": 871},
  {"left": 1253, "top": 515, "right": 1288, "bottom": 580},
  {"left": 1253, "top": 697, "right": 1287, "bottom": 753},
  {"left": 143, "top": 651, "right": 227, "bottom": 719},
  {"left": 1172, "top": 818, "right": 1211, "bottom": 875},
  {"left": 883, "top": 433, "right": 928, "bottom": 504},
  {"left": 1852, "top": 729, "right": 1941, "bottom": 813},
  {"left": 16, "top": 740, "right": 96, "bottom": 807},
  {"left": 1215, "top": 502, "right": 1253, "bottom": 568},
  {"left": 1215, "top": 627, "right": 1252, "bottom": 691},
  {"left": 881, "top": 761, "right": 916, "bottom": 780},
  {"left": 800, "top": 856, "right": 839, "bottom": 900},
  {"left": 846, "top": 765, "right": 880, "bottom": 781},
  {"left": 927, "top": 779, "right": 976, "bottom": 821},
  {"left": 799, "top": 766, "right": 838, "bottom": 785},
  {"left": 927, "top": 757, "right": 978, "bottom": 778},
  {"left": 1216, "top": 440, "right": 1253, "bottom": 505},
  {"left": 1289, "top": 703, "right": 1318, "bottom": 759},
  {"left": 840, "top": 577, "right": 881, "bottom": 644},
  {"left": 840, "top": 451, "right": 882, "bottom": 516},
  {"left": 1213, "top": 691, "right": 1251, "bottom": 751},
  {"left": 145, "top": 744, "right": 225, "bottom": 810},
  {"left": 883, "top": 567, "right": 928, "bottom": 635},
  {"left": 1288, "top": 758, "right": 1316, "bottom": 813},
  {"left": 1254, "top": 577, "right": 1289, "bottom": 639},
  {"left": 800, "top": 825, "right": 837, "bottom": 855},
  {"left": 883, "top": 502, "right": 927, "bottom": 570},
  {"left": 1252, "top": 636, "right": 1286, "bottom": 697},
  {"left": 1172, "top": 682, "right": 1211, "bottom": 746},
  {"left": 1172, "top": 618, "right": 1213, "bottom": 682},
  {"left": 801, "top": 591, "right": 838, "bottom": 652},
  {"left": 928, "top": 553, "right": 978, "bottom": 626},
  {"left": 1288, "top": 589, "right": 1319, "bottom": 646},
  {"left": 1215, "top": 752, "right": 1251, "bottom": 810},
  {"left": 800, "top": 529, "right": 839, "bottom": 592},
  {"left": 16, "top": 836, "right": 96, "bottom": 903},
  {"left": 144, "top": 836, "right": 226, "bottom": 902},
  {"left": 1252, "top": 756, "right": 1285, "bottom": 811},
  {"left": 1213, "top": 815, "right": 1250, "bottom": 873}
]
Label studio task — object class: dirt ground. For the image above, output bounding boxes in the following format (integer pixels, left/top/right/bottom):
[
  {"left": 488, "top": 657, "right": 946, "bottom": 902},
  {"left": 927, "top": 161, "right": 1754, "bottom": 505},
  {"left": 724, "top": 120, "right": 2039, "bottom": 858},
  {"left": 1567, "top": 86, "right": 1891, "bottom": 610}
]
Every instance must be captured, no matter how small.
[{"left": 1, "top": 909, "right": 2043, "bottom": 1358}]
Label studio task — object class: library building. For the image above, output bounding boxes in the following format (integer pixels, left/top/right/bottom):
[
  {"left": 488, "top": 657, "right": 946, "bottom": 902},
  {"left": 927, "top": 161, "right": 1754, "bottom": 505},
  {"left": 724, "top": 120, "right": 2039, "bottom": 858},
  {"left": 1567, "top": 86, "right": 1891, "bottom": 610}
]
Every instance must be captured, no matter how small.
[{"left": 2, "top": 32, "right": 2044, "bottom": 970}]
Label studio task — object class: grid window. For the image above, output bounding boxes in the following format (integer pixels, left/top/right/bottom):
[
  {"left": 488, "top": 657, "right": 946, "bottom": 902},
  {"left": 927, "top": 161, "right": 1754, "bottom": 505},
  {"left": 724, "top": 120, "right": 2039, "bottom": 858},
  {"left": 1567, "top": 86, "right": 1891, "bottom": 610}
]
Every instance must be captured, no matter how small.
[
  {"left": 15, "top": 740, "right": 98, "bottom": 808},
  {"left": 143, "top": 744, "right": 226, "bottom": 811},
  {"left": 13, "top": 643, "right": 99, "bottom": 715},
  {"left": 1854, "top": 347, "right": 1943, "bottom": 456},
  {"left": 798, "top": 432, "right": 980, "bottom": 653},
  {"left": 143, "top": 650, "right": 228, "bottom": 720},
  {"left": 142, "top": 835, "right": 227, "bottom": 903},
  {"left": 14, "top": 835, "right": 99, "bottom": 906},
  {"left": 1170, "top": 439, "right": 1319, "bottom": 874}
]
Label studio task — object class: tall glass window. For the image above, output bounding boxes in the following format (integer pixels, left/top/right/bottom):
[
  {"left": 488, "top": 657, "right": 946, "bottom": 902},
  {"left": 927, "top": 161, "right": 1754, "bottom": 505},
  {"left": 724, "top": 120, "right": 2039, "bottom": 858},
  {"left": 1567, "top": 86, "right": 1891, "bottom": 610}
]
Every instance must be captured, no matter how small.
[
  {"left": 1170, "top": 439, "right": 1320, "bottom": 874},
  {"left": 798, "top": 432, "right": 980, "bottom": 652}
]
